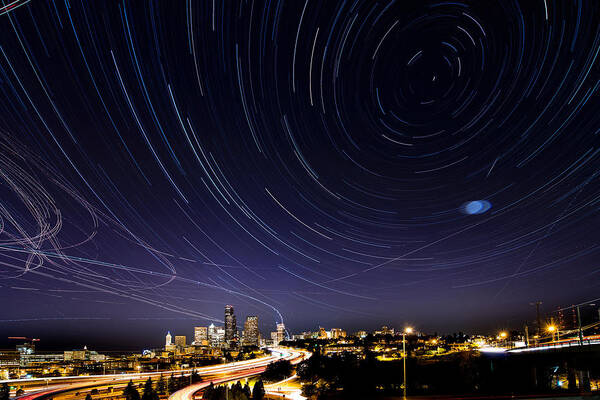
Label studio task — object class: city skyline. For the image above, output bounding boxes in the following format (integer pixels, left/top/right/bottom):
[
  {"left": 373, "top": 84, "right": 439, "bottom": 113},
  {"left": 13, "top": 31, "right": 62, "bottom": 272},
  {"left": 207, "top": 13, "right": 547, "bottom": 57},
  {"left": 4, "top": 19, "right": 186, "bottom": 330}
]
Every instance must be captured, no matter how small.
[
  {"left": 3, "top": 300, "right": 598, "bottom": 352},
  {"left": 1, "top": 0, "right": 600, "bottom": 350}
]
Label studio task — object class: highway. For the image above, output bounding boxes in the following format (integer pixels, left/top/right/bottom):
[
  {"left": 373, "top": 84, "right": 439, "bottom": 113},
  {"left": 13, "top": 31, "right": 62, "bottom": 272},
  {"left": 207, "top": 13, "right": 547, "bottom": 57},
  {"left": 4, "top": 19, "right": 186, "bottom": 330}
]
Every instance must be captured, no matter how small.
[
  {"left": 264, "top": 374, "right": 305, "bottom": 400},
  {"left": 168, "top": 348, "right": 310, "bottom": 400},
  {"left": 4, "top": 348, "right": 310, "bottom": 400}
]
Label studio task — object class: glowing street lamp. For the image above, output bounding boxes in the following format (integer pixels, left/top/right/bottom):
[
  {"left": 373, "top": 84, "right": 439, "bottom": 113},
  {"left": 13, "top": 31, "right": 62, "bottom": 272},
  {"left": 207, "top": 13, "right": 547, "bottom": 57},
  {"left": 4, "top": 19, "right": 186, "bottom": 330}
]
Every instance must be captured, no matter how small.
[
  {"left": 498, "top": 331, "right": 508, "bottom": 348},
  {"left": 547, "top": 324, "right": 557, "bottom": 342},
  {"left": 403, "top": 327, "right": 413, "bottom": 399}
]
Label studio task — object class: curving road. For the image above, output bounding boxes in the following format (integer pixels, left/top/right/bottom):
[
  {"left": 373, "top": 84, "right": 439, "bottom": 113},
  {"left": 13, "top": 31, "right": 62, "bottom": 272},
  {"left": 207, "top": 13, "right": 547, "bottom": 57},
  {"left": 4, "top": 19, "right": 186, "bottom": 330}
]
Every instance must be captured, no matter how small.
[{"left": 168, "top": 348, "right": 310, "bottom": 400}]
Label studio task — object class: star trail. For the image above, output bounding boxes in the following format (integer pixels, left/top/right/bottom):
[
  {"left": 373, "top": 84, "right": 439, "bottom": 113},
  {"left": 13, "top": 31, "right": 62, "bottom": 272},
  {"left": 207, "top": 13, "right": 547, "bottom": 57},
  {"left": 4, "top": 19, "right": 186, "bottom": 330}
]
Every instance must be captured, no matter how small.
[{"left": 0, "top": 0, "right": 599, "bottom": 346}]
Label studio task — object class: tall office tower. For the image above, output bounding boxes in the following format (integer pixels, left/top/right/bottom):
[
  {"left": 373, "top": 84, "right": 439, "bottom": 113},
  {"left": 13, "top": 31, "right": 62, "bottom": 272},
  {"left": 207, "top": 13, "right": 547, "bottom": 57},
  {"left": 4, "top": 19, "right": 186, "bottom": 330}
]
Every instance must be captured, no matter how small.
[
  {"left": 216, "top": 327, "right": 225, "bottom": 345},
  {"left": 208, "top": 324, "right": 225, "bottom": 347},
  {"left": 208, "top": 324, "right": 219, "bottom": 347},
  {"left": 224, "top": 305, "right": 237, "bottom": 344},
  {"left": 243, "top": 316, "right": 259, "bottom": 346},
  {"left": 271, "top": 331, "right": 279, "bottom": 345},
  {"left": 174, "top": 335, "right": 186, "bottom": 347},
  {"left": 276, "top": 323, "right": 286, "bottom": 344},
  {"left": 165, "top": 331, "right": 172, "bottom": 347},
  {"left": 194, "top": 326, "right": 208, "bottom": 344}
]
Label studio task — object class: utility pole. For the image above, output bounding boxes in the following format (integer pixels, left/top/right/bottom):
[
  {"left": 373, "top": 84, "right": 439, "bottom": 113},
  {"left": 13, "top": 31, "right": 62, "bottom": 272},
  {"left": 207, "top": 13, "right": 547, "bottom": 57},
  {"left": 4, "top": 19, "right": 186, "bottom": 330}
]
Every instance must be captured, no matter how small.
[
  {"left": 577, "top": 305, "right": 584, "bottom": 345},
  {"left": 402, "top": 327, "right": 412, "bottom": 399},
  {"left": 530, "top": 301, "right": 543, "bottom": 339}
]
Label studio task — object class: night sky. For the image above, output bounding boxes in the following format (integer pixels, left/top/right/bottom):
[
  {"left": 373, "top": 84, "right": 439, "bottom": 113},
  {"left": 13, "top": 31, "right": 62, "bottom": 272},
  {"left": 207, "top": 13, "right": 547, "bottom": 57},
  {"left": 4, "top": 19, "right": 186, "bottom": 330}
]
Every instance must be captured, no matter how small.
[{"left": 0, "top": 0, "right": 599, "bottom": 350}]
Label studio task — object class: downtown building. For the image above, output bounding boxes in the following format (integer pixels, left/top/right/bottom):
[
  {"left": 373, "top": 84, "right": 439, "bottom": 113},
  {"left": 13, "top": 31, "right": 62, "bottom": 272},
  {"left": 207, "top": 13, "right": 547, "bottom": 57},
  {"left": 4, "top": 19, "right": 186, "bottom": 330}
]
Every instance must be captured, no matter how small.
[
  {"left": 242, "top": 316, "right": 259, "bottom": 346},
  {"left": 208, "top": 323, "right": 226, "bottom": 348},
  {"left": 194, "top": 326, "right": 209, "bottom": 345},
  {"left": 174, "top": 335, "right": 186, "bottom": 347},
  {"left": 224, "top": 305, "right": 237, "bottom": 347},
  {"left": 271, "top": 323, "right": 286, "bottom": 346}
]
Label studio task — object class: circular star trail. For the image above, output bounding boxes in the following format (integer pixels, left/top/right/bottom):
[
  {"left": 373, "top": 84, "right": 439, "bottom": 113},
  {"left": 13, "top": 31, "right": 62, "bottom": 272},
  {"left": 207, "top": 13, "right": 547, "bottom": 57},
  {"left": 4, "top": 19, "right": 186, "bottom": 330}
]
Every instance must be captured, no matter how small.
[{"left": 0, "top": 0, "right": 599, "bottom": 341}]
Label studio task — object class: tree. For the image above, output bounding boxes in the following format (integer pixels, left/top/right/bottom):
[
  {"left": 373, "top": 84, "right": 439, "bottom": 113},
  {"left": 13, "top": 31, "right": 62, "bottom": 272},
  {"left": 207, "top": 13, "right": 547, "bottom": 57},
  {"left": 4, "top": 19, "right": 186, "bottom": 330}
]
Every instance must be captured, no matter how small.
[
  {"left": 229, "top": 381, "right": 248, "bottom": 400},
  {"left": 233, "top": 381, "right": 242, "bottom": 393},
  {"left": 203, "top": 383, "right": 227, "bottom": 400},
  {"left": 85, "top": 394, "right": 93, "bottom": 400},
  {"left": 0, "top": 383, "right": 9, "bottom": 400},
  {"left": 191, "top": 370, "right": 202, "bottom": 384},
  {"left": 123, "top": 380, "right": 141, "bottom": 400},
  {"left": 142, "top": 377, "right": 159, "bottom": 400},
  {"left": 203, "top": 382, "right": 215, "bottom": 400},
  {"left": 156, "top": 374, "right": 166, "bottom": 396},
  {"left": 242, "top": 383, "right": 251, "bottom": 399},
  {"left": 252, "top": 380, "right": 265, "bottom": 400},
  {"left": 167, "top": 373, "right": 177, "bottom": 394},
  {"left": 301, "top": 383, "right": 318, "bottom": 399},
  {"left": 262, "top": 359, "right": 293, "bottom": 383}
]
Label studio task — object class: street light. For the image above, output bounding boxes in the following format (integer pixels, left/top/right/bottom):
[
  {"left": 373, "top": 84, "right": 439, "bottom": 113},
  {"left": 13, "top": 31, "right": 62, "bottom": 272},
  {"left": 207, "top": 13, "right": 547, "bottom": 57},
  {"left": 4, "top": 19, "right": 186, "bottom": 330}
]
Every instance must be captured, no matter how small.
[
  {"left": 547, "top": 324, "right": 557, "bottom": 342},
  {"left": 403, "top": 327, "right": 413, "bottom": 400},
  {"left": 499, "top": 331, "right": 508, "bottom": 348}
]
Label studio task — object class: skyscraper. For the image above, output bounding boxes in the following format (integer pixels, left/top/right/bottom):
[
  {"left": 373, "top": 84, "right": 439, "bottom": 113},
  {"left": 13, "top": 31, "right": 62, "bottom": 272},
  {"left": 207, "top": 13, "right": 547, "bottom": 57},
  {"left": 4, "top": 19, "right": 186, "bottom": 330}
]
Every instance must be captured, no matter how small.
[
  {"left": 276, "top": 323, "right": 286, "bottom": 345},
  {"left": 243, "top": 316, "right": 259, "bottom": 346},
  {"left": 194, "top": 326, "right": 208, "bottom": 344},
  {"left": 224, "top": 305, "right": 237, "bottom": 345},
  {"left": 165, "top": 331, "right": 172, "bottom": 347},
  {"left": 174, "top": 335, "right": 186, "bottom": 347},
  {"left": 271, "top": 331, "right": 279, "bottom": 345},
  {"left": 208, "top": 323, "right": 225, "bottom": 347}
]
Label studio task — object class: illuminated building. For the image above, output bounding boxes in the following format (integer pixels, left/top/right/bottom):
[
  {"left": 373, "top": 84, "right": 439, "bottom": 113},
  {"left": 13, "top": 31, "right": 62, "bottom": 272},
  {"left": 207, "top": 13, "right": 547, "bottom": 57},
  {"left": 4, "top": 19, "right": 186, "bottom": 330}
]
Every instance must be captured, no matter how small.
[
  {"left": 165, "top": 331, "right": 172, "bottom": 347},
  {"left": 293, "top": 331, "right": 318, "bottom": 340},
  {"left": 374, "top": 326, "right": 395, "bottom": 336},
  {"left": 208, "top": 323, "right": 225, "bottom": 347},
  {"left": 243, "top": 316, "right": 259, "bottom": 346},
  {"left": 225, "top": 305, "right": 237, "bottom": 346},
  {"left": 63, "top": 347, "right": 105, "bottom": 362},
  {"left": 276, "top": 323, "right": 286, "bottom": 344},
  {"left": 175, "top": 335, "right": 186, "bottom": 347},
  {"left": 0, "top": 349, "right": 19, "bottom": 368},
  {"left": 318, "top": 327, "right": 327, "bottom": 339},
  {"left": 194, "top": 326, "right": 208, "bottom": 345},
  {"left": 331, "top": 328, "right": 347, "bottom": 339}
]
